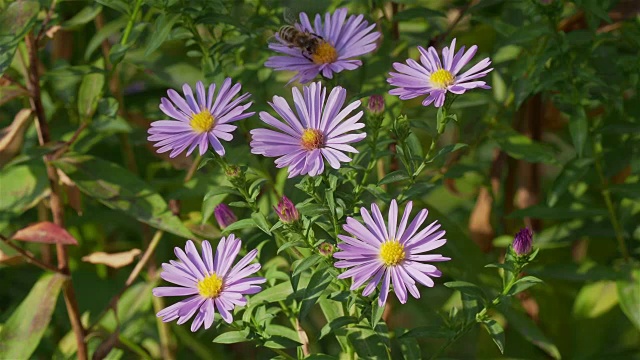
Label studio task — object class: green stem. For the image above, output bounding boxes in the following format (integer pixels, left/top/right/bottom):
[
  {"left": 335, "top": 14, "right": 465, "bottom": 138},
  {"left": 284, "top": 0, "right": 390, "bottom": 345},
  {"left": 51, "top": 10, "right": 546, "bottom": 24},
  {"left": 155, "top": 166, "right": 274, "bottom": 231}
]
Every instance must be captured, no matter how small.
[
  {"left": 322, "top": 172, "right": 340, "bottom": 237},
  {"left": 593, "top": 140, "right": 630, "bottom": 262},
  {"left": 352, "top": 115, "right": 382, "bottom": 209},
  {"left": 121, "top": 0, "right": 144, "bottom": 46},
  {"left": 431, "top": 263, "right": 523, "bottom": 359}
]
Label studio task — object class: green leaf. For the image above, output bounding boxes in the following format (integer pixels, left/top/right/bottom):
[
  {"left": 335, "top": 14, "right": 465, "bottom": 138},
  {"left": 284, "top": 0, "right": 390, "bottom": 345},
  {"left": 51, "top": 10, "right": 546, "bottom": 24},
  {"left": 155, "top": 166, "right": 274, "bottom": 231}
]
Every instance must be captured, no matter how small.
[
  {"left": 145, "top": 13, "right": 180, "bottom": 56},
  {"left": 399, "top": 325, "right": 455, "bottom": 339},
  {"left": 221, "top": 218, "right": 257, "bottom": 234},
  {"left": 482, "top": 318, "right": 505, "bottom": 354},
  {"left": 0, "top": 161, "right": 49, "bottom": 215},
  {"left": 396, "top": 328, "right": 423, "bottom": 360},
  {"left": 492, "top": 129, "right": 556, "bottom": 163},
  {"left": 506, "top": 276, "right": 543, "bottom": 296},
  {"left": 461, "top": 293, "right": 481, "bottom": 324},
  {"left": 213, "top": 330, "right": 250, "bottom": 344},
  {"left": 319, "top": 316, "right": 358, "bottom": 339},
  {"left": 371, "top": 299, "right": 385, "bottom": 329},
  {"left": 201, "top": 192, "right": 226, "bottom": 224},
  {"left": 508, "top": 205, "right": 607, "bottom": 219},
  {"left": 0, "top": 273, "right": 66, "bottom": 359},
  {"left": 77, "top": 60, "right": 105, "bottom": 121},
  {"left": 292, "top": 254, "right": 322, "bottom": 277},
  {"left": 569, "top": 108, "right": 588, "bottom": 157},
  {"left": 251, "top": 212, "right": 271, "bottom": 235},
  {"left": 203, "top": 186, "right": 239, "bottom": 200},
  {"left": 51, "top": 154, "right": 193, "bottom": 238},
  {"left": 445, "top": 281, "right": 487, "bottom": 301},
  {"left": 573, "top": 280, "right": 618, "bottom": 319},
  {"left": 62, "top": 5, "right": 103, "bottom": 29},
  {"left": 0, "top": 1, "right": 40, "bottom": 76},
  {"left": 499, "top": 305, "right": 561, "bottom": 359},
  {"left": 300, "top": 268, "right": 333, "bottom": 318},
  {"left": 547, "top": 158, "right": 593, "bottom": 207},
  {"left": 617, "top": 266, "right": 640, "bottom": 330},
  {"left": 95, "top": 0, "right": 129, "bottom": 14},
  {"left": 378, "top": 170, "right": 410, "bottom": 186},
  {"left": 347, "top": 328, "right": 390, "bottom": 359},
  {"left": 277, "top": 240, "right": 306, "bottom": 254},
  {"left": 394, "top": 7, "right": 445, "bottom": 21},
  {"left": 263, "top": 324, "right": 302, "bottom": 348},
  {"left": 428, "top": 143, "right": 468, "bottom": 164},
  {"left": 402, "top": 182, "right": 435, "bottom": 201},
  {"left": 318, "top": 299, "right": 350, "bottom": 352},
  {"left": 296, "top": 202, "right": 328, "bottom": 217},
  {"left": 248, "top": 281, "right": 293, "bottom": 305},
  {"left": 608, "top": 183, "right": 640, "bottom": 200}
]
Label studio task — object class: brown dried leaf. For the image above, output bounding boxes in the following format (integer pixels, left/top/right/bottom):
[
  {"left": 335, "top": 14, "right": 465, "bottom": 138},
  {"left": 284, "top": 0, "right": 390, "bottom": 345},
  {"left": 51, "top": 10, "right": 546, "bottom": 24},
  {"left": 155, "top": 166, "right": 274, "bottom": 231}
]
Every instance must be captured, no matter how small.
[
  {"left": 468, "top": 187, "right": 494, "bottom": 253},
  {"left": 45, "top": 25, "right": 61, "bottom": 39},
  {"left": 0, "top": 109, "right": 33, "bottom": 167},
  {"left": 0, "top": 85, "right": 30, "bottom": 107},
  {"left": 12, "top": 222, "right": 78, "bottom": 245},
  {"left": 0, "top": 249, "right": 24, "bottom": 266},
  {"left": 82, "top": 249, "right": 141, "bottom": 269}
]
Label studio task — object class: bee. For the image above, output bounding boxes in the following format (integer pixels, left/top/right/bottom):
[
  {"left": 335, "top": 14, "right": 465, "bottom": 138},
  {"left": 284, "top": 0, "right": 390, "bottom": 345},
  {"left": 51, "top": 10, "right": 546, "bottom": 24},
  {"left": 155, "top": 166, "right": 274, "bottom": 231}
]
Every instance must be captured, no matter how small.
[
  {"left": 270, "top": 9, "right": 324, "bottom": 61},
  {"left": 277, "top": 25, "right": 324, "bottom": 60}
]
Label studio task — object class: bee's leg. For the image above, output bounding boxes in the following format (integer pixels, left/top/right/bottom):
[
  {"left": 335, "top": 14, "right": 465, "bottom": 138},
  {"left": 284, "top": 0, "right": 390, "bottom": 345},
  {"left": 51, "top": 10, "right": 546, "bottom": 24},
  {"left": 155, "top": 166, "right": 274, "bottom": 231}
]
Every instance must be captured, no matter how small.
[
  {"left": 302, "top": 53, "right": 312, "bottom": 61},
  {"left": 311, "top": 32, "right": 324, "bottom": 40}
]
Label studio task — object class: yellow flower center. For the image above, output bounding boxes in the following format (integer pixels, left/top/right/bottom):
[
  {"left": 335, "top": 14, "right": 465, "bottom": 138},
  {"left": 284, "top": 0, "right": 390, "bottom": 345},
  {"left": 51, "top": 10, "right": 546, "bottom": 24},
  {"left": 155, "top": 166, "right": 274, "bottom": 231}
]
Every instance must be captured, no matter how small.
[
  {"left": 312, "top": 41, "right": 338, "bottom": 64},
  {"left": 430, "top": 69, "right": 455, "bottom": 89},
  {"left": 190, "top": 109, "right": 215, "bottom": 134},
  {"left": 197, "top": 273, "right": 223, "bottom": 298},
  {"left": 379, "top": 240, "right": 405, "bottom": 267},
  {"left": 300, "top": 128, "right": 324, "bottom": 150}
]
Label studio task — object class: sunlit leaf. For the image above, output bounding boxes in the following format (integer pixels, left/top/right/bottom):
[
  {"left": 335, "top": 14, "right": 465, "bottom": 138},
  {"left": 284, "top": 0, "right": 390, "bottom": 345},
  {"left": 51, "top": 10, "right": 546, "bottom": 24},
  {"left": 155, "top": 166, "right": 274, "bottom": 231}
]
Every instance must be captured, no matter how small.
[
  {"left": 0, "top": 273, "right": 66, "bottom": 359},
  {"left": 51, "top": 154, "right": 193, "bottom": 239},
  {"left": 81, "top": 248, "right": 141, "bottom": 268}
]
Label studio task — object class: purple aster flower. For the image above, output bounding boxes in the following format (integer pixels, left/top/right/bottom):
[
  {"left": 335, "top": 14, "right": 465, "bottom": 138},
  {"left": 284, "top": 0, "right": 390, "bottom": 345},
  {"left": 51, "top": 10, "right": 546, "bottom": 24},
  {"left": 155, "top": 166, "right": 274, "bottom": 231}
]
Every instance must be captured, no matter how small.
[
  {"left": 388, "top": 38, "right": 493, "bottom": 107},
  {"left": 214, "top": 204, "right": 237, "bottom": 229},
  {"left": 153, "top": 236, "right": 265, "bottom": 332},
  {"left": 334, "top": 199, "right": 450, "bottom": 306},
  {"left": 265, "top": 8, "right": 381, "bottom": 84},
  {"left": 274, "top": 195, "right": 299, "bottom": 224},
  {"left": 147, "top": 79, "right": 254, "bottom": 158},
  {"left": 250, "top": 82, "right": 366, "bottom": 177},
  {"left": 513, "top": 227, "right": 533, "bottom": 256}
]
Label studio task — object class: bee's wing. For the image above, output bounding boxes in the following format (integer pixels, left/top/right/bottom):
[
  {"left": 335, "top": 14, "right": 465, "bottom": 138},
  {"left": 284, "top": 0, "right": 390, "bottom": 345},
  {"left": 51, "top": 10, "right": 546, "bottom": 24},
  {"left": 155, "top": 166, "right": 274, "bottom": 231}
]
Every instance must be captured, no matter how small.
[
  {"left": 283, "top": 8, "right": 300, "bottom": 25},
  {"left": 267, "top": 33, "right": 281, "bottom": 45}
]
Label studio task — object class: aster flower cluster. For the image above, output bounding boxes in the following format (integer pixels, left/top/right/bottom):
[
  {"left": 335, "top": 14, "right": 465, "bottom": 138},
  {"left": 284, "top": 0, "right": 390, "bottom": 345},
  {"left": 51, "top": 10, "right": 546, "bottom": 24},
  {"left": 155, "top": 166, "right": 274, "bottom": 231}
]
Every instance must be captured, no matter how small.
[{"left": 148, "top": 4, "right": 496, "bottom": 349}]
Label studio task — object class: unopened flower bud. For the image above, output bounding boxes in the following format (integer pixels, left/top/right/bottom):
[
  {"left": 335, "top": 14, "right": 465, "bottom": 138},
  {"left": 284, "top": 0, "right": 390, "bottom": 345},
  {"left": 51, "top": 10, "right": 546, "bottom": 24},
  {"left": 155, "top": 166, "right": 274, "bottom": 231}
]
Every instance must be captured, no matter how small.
[
  {"left": 274, "top": 196, "right": 299, "bottom": 224},
  {"left": 225, "top": 165, "right": 241, "bottom": 179},
  {"left": 214, "top": 204, "right": 237, "bottom": 229},
  {"left": 392, "top": 114, "right": 411, "bottom": 141},
  {"left": 513, "top": 228, "right": 533, "bottom": 256},
  {"left": 367, "top": 95, "right": 385, "bottom": 115},
  {"left": 318, "top": 242, "right": 334, "bottom": 256}
]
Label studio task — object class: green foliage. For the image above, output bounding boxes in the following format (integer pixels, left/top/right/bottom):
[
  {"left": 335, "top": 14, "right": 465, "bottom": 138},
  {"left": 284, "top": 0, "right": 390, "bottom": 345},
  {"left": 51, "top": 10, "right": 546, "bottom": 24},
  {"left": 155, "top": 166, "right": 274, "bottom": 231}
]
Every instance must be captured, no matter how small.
[{"left": 1, "top": 0, "right": 639, "bottom": 359}]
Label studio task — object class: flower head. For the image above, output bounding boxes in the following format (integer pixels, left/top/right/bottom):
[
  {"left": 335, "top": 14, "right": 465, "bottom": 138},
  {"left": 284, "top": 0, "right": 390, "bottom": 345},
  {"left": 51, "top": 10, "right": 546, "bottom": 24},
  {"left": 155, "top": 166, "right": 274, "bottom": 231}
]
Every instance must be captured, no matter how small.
[
  {"left": 274, "top": 196, "right": 299, "bottom": 224},
  {"left": 266, "top": 8, "right": 381, "bottom": 84},
  {"left": 334, "top": 199, "right": 450, "bottom": 306},
  {"left": 214, "top": 204, "right": 237, "bottom": 229},
  {"left": 250, "top": 82, "right": 366, "bottom": 177},
  {"left": 388, "top": 38, "right": 493, "bottom": 107},
  {"left": 513, "top": 227, "right": 533, "bottom": 256},
  {"left": 147, "top": 79, "right": 254, "bottom": 158},
  {"left": 318, "top": 242, "right": 335, "bottom": 256},
  {"left": 152, "top": 236, "right": 265, "bottom": 331},
  {"left": 367, "top": 95, "right": 385, "bottom": 115}
]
